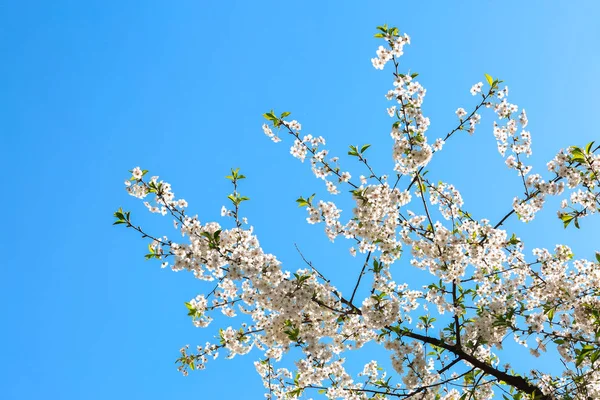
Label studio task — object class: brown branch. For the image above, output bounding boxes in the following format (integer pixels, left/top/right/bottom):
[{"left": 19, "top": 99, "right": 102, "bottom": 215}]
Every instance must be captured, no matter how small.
[{"left": 400, "top": 330, "right": 551, "bottom": 400}]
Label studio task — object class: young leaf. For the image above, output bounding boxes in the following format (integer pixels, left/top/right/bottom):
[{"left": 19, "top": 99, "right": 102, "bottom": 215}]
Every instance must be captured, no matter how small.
[
  {"left": 296, "top": 197, "right": 308, "bottom": 207},
  {"left": 570, "top": 147, "right": 586, "bottom": 163},
  {"left": 560, "top": 213, "right": 574, "bottom": 228},
  {"left": 585, "top": 141, "right": 595, "bottom": 154},
  {"left": 484, "top": 73, "right": 493, "bottom": 86}
]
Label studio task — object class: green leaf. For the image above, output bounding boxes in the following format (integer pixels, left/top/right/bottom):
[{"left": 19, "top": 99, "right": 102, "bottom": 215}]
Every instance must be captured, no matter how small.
[
  {"left": 514, "top": 392, "right": 523, "bottom": 400},
  {"left": 296, "top": 197, "right": 309, "bottom": 207},
  {"left": 570, "top": 147, "right": 586, "bottom": 163},
  {"left": 280, "top": 111, "right": 291, "bottom": 118},
  {"left": 262, "top": 110, "right": 277, "bottom": 121},
  {"left": 591, "top": 349, "right": 600, "bottom": 364},
  {"left": 484, "top": 73, "right": 493, "bottom": 86},
  {"left": 586, "top": 141, "right": 595, "bottom": 154},
  {"left": 547, "top": 307, "right": 555, "bottom": 322},
  {"left": 560, "top": 213, "right": 574, "bottom": 228},
  {"left": 374, "top": 33, "right": 385, "bottom": 38},
  {"left": 507, "top": 233, "right": 520, "bottom": 245},
  {"left": 595, "top": 252, "right": 600, "bottom": 263},
  {"left": 360, "top": 144, "right": 371, "bottom": 153}
]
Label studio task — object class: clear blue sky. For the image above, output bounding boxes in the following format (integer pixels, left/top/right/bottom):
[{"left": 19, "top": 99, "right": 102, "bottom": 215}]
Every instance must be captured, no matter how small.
[{"left": 1, "top": 1, "right": 599, "bottom": 399}]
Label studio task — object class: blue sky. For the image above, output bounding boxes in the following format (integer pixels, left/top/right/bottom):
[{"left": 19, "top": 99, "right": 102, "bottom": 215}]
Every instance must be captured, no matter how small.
[{"left": 1, "top": 1, "right": 599, "bottom": 399}]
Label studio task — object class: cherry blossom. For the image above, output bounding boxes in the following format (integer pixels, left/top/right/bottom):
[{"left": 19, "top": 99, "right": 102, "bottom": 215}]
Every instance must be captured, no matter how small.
[{"left": 116, "top": 25, "right": 600, "bottom": 400}]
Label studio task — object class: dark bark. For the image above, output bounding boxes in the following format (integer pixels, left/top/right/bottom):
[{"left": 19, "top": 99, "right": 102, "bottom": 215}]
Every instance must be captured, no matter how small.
[{"left": 401, "top": 330, "right": 552, "bottom": 400}]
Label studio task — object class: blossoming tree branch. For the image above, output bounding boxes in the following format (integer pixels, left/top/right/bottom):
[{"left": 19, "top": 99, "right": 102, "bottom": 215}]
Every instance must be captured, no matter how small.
[{"left": 115, "top": 26, "right": 600, "bottom": 399}]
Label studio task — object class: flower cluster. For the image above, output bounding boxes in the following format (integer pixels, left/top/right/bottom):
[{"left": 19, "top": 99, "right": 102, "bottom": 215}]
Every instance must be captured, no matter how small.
[{"left": 117, "top": 25, "right": 600, "bottom": 400}]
